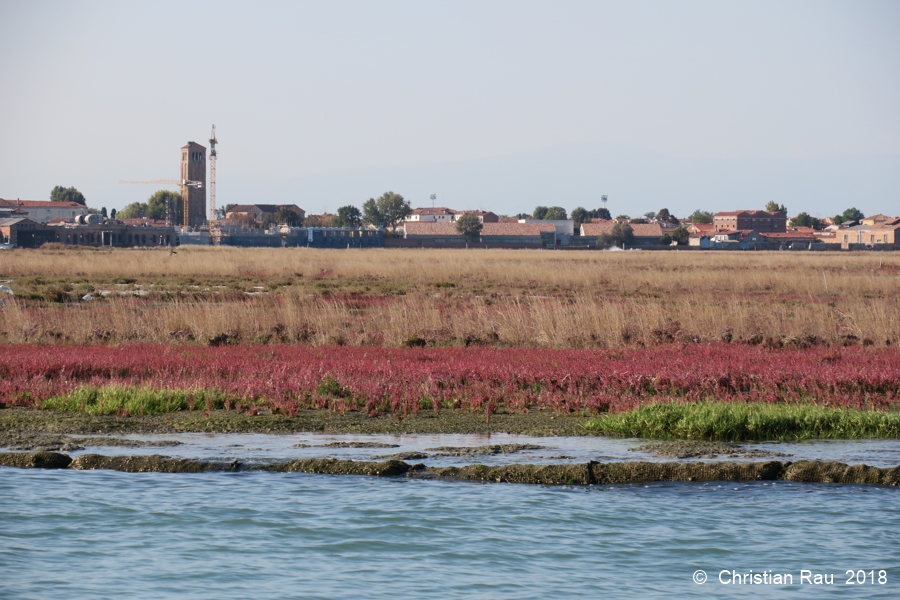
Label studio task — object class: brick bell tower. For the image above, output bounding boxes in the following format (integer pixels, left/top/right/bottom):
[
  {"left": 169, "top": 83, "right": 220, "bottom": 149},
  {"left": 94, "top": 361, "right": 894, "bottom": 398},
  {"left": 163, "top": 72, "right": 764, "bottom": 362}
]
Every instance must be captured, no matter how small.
[{"left": 180, "top": 141, "right": 207, "bottom": 227}]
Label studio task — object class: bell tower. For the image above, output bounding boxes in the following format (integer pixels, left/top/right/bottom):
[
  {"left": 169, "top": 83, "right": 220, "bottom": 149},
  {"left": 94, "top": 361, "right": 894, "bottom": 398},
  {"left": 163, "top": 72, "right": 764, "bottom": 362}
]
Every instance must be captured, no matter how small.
[{"left": 180, "top": 141, "right": 207, "bottom": 227}]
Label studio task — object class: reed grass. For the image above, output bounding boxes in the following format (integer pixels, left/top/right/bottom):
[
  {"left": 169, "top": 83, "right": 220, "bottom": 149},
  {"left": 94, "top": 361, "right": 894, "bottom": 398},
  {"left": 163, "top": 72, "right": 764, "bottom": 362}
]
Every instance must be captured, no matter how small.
[
  {"left": 40, "top": 386, "right": 228, "bottom": 415},
  {"left": 583, "top": 402, "right": 900, "bottom": 441},
  {"left": 1, "top": 247, "right": 898, "bottom": 347}
]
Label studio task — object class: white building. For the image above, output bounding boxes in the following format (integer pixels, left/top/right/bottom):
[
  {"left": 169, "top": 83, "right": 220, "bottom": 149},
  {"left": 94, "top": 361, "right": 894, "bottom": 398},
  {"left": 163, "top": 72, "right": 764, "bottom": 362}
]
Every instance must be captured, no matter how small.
[{"left": 0, "top": 199, "right": 89, "bottom": 223}]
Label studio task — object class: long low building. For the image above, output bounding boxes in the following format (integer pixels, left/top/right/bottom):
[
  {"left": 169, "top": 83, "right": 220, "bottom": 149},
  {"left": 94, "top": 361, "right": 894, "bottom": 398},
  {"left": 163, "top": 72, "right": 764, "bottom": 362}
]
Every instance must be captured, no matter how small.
[
  {"left": 0, "top": 217, "right": 178, "bottom": 248},
  {"left": 0, "top": 198, "right": 89, "bottom": 223},
  {"left": 402, "top": 221, "right": 557, "bottom": 246}
]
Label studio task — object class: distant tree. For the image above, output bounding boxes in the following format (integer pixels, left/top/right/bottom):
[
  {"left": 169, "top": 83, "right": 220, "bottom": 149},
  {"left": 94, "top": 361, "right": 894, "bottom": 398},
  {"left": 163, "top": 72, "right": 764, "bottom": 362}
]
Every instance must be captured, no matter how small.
[
  {"left": 118, "top": 202, "right": 146, "bottom": 219},
  {"left": 363, "top": 192, "right": 410, "bottom": 231},
  {"left": 660, "top": 233, "right": 673, "bottom": 245},
  {"left": 362, "top": 198, "right": 382, "bottom": 227},
  {"left": 841, "top": 207, "right": 864, "bottom": 224},
  {"left": 109, "top": 208, "right": 117, "bottom": 219},
  {"left": 275, "top": 206, "right": 300, "bottom": 226},
  {"left": 615, "top": 214, "right": 630, "bottom": 220},
  {"left": 532, "top": 206, "right": 549, "bottom": 220},
  {"left": 215, "top": 203, "right": 238, "bottom": 220},
  {"left": 515, "top": 213, "right": 530, "bottom": 220},
  {"left": 542, "top": 206, "right": 567, "bottom": 220},
  {"left": 146, "top": 190, "right": 183, "bottom": 224},
  {"left": 656, "top": 208, "right": 679, "bottom": 225},
  {"left": 644, "top": 212, "right": 657, "bottom": 220},
  {"left": 570, "top": 207, "right": 590, "bottom": 226},
  {"left": 86, "top": 207, "right": 101, "bottom": 215},
  {"left": 50, "top": 185, "right": 86, "bottom": 206},
  {"left": 630, "top": 218, "right": 649, "bottom": 224},
  {"left": 765, "top": 200, "right": 787, "bottom": 214},
  {"left": 670, "top": 225, "right": 690, "bottom": 245},
  {"left": 99, "top": 207, "right": 107, "bottom": 218},
  {"left": 455, "top": 213, "right": 483, "bottom": 242},
  {"left": 790, "top": 212, "right": 822, "bottom": 230},
  {"left": 690, "top": 210, "right": 714, "bottom": 224},
  {"left": 593, "top": 207, "right": 612, "bottom": 220},
  {"left": 598, "top": 222, "right": 634, "bottom": 248},
  {"left": 336, "top": 205, "right": 362, "bottom": 228}
]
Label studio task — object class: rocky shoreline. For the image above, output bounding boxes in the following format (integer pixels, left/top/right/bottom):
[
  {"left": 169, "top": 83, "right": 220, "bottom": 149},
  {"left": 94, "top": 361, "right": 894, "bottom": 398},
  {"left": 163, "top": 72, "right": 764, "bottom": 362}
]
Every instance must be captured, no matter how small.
[{"left": 2, "top": 451, "right": 899, "bottom": 487}]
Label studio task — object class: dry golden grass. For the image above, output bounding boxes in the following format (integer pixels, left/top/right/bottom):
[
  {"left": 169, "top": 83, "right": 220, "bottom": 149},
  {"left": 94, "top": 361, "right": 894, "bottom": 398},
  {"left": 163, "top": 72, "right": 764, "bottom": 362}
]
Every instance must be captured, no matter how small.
[{"left": 1, "top": 246, "right": 898, "bottom": 347}]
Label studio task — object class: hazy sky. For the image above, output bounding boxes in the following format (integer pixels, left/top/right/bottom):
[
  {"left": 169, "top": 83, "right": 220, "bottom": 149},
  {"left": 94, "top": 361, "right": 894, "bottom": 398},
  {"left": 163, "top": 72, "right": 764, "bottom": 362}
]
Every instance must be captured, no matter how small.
[{"left": 1, "top": 0, "right": 898, "bottom": 218}]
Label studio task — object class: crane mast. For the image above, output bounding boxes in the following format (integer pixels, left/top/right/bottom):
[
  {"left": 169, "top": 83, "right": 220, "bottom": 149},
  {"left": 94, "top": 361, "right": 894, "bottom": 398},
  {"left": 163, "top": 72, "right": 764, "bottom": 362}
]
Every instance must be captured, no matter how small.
[{"left": 209, "top": 124, "right": 217, "bottom": 221}]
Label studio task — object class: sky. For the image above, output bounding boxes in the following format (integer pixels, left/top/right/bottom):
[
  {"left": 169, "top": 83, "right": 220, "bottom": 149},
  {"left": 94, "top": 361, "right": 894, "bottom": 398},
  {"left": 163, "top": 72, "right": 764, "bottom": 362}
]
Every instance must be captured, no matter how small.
[{"left": 1, "top": 0, "right": 898, "bottom": 219}]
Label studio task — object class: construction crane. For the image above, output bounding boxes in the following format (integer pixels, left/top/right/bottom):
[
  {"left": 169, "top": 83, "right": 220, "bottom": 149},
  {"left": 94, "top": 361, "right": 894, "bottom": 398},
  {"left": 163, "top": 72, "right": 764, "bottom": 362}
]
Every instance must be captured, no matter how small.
[
  {"left": 209, "top": 125, "right": 217, "bottom": 221},
  {"left": 120, "top": 179, "right": 202, "bottom": 187}
]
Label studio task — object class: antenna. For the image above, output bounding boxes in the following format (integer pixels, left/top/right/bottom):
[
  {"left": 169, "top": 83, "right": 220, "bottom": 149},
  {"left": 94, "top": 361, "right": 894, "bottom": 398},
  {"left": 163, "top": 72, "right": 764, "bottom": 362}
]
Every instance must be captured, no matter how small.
[
  {"left": 209, "top": 124, "right": 217, "bottom": 221},
  {"left": 430, "top": 193, "right": 436, "bottom": 209},
  {"left": 601, "top": 195, "right": 608, "bottom": 211}
]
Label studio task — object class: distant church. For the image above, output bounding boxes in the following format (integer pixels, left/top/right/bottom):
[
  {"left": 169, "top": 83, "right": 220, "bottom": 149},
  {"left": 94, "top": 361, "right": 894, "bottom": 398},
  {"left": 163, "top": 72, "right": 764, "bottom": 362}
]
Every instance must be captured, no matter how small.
[{"left": 181, "top": 141, "right": 207, "bottom": 227}]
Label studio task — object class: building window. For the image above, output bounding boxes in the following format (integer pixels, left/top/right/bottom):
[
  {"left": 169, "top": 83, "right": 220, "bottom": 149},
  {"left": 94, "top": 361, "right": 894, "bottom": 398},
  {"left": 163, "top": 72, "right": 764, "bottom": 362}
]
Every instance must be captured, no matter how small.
[
  {"left": 843, "top": 235, "right": 848, "bottom": 242},
  {"left": 183, "top": 152, "right": 187, "bottom": 161}
]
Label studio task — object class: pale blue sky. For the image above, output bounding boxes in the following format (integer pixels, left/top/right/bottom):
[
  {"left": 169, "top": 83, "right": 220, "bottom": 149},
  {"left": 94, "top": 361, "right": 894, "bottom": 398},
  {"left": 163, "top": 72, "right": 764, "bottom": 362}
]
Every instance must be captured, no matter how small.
[{"left": 1, "top": 0, "right": 898, "bottom": 218}]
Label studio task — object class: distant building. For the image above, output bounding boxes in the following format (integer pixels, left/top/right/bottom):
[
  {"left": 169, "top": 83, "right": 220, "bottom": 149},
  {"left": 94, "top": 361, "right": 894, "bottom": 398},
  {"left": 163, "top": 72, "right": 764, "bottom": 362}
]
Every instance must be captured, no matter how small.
[
  {"left": 180, "top": 141, "right": 207, "bottom": 228},
  {"left": 405, "top": 208, "right": 500, "bottom": 224},
  {"left": 225, "top": 204, "right": 305, "bottom": 224},
  {"left": 0, "top": 198, "right": 89, "bottom": 223},
  {"left": 714, "top": 211, "right": 786, "bottom": 233}
]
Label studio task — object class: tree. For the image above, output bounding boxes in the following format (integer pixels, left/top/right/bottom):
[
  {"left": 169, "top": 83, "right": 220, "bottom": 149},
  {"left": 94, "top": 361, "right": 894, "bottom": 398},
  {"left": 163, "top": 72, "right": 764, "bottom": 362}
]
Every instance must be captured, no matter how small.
[
  {"left": 656, "top": 208, "right": 679, "bottom": 225},
  {"left": 690, "top": 210, "right": 714, "bottom": 224},
  {"left": 598, "top": 222, "right": 634, "bottom": 248},
  {"left": 275, "top": 206, "right": 300, "bottom": 226},
  {"left": 532, "top": 206, "right": 549, "bottom": 220},
  {"left": 118, "top": 202, "right": 146, "bottom": 219},
  {"left": 515, "top": 213, "right": 530, "bottom": 220},
  {"left": 543, "top": 206, "right": 567, "bottom": 220},
  {"left": 100, "top": 207, "right": 108, "bottom": 218},
  {"left": 146, "top": 190, "right": 183, "bottom": 224},
  {"left": 670, "top": 225, "right": 690, "bottom": 245},
  {"left": 644, "top": 212, "right": 657, "bottom": 220},
  {"left": 50, "top": 186, "right": 86, "bottom": 206},
  {"left": 363, "top": 192, "right": 411, "bottom": 231},
  {"left": 790, "top": 212, "right": 822, "bottom": 229},
  {"left": 109, "top": 208, "right": 117, "bottom": 219},
  {"left": 215, "top": 203, "right": 238, "bottom": 220},
  {"left": 765, "top": 200, "right": 787, "bottom": 214},
  {"left": 336, "top": 205, "right": 362, "bottom": 228},
  {"left": 630, "top": 218, "right": 649, "bottom": 224},
  {"left": 615, "top": 214, "right": 630, "bottom": 220},
  {"left": 570, "top": 207, "right": 590, "bottom": 226},
  {"left": 362, "top": 198, "right": 382, "bottom": 227},
  {"left": 593, "top": 207, "right": 612, "bottom": 220},
  {"left": 841, "top": 207, "right": 864, "bottom": 224},
  {"left": 455, "top": 214, "right": 483, "bottom": 242}
]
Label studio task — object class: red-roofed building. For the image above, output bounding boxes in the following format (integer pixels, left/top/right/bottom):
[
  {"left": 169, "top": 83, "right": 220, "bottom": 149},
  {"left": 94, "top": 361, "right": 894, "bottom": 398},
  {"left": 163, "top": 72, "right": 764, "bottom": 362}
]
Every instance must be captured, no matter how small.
[
  {"left": 0, "top": 198, "right": 89, "bottom": 223},
  {"left": 714, "top": 211, "right": 786, "bottom": 233}
]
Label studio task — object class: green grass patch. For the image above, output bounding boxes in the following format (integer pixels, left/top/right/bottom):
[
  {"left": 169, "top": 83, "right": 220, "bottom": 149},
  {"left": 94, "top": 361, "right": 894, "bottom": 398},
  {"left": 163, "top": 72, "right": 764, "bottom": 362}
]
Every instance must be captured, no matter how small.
[
  {"left": 40, "top": 386, "right": 229, "bottom": 415},
  {"left": 583, "top": 402, "right": 900, "bottom": 441}
]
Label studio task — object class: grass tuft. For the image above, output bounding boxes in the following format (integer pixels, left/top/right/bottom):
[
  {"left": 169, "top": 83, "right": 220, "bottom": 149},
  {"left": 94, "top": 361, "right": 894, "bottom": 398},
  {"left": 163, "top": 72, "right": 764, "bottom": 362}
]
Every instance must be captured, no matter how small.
[
  {"left": 583, "top": 402, "right": 900, "bottom": 441},
  {"left": 40, "top": 386, "right": 228, "bottom": 415}
]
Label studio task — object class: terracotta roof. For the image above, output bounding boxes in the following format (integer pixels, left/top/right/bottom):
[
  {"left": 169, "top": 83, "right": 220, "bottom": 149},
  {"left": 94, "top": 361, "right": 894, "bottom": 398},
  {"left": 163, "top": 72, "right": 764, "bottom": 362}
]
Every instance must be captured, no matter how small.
[
  {"left": 581, "top": 222, "right": 662, "bottom": 238},
  {"left": 715, "top": 210, "right": 785, "bottom": 218},
  {"left": 498, "top": 217, "right": 519, "bottom": 223},
  {"left": 580, "top": 221, "right": 615, "bottom": 236},
  {"left": 0, "top": 198, "right": 85, "bottom": 208},
  {"left": 403, "top": 222, "right": 460, "bottom": 236},
  {"left": 482, "top": 222, "right": 553, "bottom": 236},
  {"left": 404, "top": 221, "right": 554, "bottom": 237},
  {"left": 687, "top": 223, "right": 715, "bottom": 232},
  {"left": 226, "top": 204, "right": 304, "bottom": 214}
]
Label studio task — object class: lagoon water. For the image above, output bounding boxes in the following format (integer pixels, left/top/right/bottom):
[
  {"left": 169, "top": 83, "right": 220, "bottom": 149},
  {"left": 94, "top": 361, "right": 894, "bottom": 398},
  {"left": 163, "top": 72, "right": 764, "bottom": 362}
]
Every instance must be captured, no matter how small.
[{"left": 2, "top": 465, "right": 899, "bottom": 598}]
